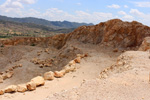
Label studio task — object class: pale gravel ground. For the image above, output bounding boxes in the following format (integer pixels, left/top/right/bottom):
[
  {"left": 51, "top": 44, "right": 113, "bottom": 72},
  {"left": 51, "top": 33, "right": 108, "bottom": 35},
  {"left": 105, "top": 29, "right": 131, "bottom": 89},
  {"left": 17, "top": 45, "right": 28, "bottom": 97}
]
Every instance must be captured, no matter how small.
[
  {"left": 45, "top": 51, "right": 150, "bottom": 100},
  {"left": 0, "top": 42, "right": 121, "bottom": 100}
]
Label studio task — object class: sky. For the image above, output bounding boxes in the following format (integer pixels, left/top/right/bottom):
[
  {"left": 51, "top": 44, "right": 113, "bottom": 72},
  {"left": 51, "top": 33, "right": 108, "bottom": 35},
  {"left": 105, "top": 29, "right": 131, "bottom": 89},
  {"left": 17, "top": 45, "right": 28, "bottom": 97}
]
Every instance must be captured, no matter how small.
[{"left": 0, "top": 0, "right": 150, "bottom": 25}]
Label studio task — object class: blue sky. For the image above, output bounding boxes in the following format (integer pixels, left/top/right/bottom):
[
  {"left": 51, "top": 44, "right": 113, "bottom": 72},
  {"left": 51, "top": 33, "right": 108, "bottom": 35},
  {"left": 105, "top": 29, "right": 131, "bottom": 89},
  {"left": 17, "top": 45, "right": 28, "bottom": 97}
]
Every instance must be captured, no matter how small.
[{"left": 0, "top": 0, "right": 150, "bottom": 25}]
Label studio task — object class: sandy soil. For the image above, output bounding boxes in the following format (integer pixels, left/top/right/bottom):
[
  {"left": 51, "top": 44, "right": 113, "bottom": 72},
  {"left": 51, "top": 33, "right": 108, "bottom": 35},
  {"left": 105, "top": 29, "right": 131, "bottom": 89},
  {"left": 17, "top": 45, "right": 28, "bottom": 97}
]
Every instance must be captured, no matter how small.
[
  {"left": 0, "top": 42, "right": 121, "bottom": 100},
  {"left": 46, "top": 51, "right": 150, "bottom": 100}
]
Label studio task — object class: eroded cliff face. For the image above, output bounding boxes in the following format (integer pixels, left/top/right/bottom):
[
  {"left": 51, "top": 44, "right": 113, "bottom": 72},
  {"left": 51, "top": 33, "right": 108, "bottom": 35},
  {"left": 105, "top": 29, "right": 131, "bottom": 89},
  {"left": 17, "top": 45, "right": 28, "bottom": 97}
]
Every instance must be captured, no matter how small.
[{"left": 1, "top": 19, "right": 150, "bottom": 49}]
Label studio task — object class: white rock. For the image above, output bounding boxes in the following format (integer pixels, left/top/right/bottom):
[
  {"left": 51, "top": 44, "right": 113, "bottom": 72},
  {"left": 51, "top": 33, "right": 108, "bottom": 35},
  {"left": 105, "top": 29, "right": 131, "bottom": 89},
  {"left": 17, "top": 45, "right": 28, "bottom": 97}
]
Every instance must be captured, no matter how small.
[
  {"left": 26, "top": 82, "right": 36, "bottom": 91},
  {"left": 5, "top": 85, "right": 17, "bottom": 93},
  {"left": 17, "top": 84, "right": 27, "bottom": 92},
  {"left": 44, "top": 71, "right": 54, "bottom": 80},
  {"left": 31, "top": 76, "right": 45, "bottom": 86}
]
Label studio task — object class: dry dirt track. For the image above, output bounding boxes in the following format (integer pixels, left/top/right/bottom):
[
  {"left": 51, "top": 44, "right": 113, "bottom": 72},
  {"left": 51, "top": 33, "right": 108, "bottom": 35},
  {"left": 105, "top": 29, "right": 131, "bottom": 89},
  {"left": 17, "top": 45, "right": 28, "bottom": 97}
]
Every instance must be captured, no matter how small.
[{"left": 0, "top": 42, "right": 121, "bottom": 100}]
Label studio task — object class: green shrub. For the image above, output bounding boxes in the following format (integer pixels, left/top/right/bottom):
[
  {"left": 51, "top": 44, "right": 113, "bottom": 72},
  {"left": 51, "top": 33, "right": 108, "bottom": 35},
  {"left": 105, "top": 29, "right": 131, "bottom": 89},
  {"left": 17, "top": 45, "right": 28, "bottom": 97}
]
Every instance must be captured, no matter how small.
[{"left": 30, "top": 43, "right": 36, "bottom": 46}]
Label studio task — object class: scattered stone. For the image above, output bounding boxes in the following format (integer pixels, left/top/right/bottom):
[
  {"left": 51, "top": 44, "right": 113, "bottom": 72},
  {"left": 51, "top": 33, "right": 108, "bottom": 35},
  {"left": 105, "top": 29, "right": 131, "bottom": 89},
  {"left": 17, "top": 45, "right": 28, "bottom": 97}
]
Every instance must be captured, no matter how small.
[
  {"left": 0, "top": 89, "right": 4, "bottom": 95},
  {"left": 0, "top": 75, "right": 3, "bottom": 83},
  {"left": 17, "top": 84, "right": 27, "bottom": 92},
  {"left": 26, "top": 82, "right": 36, "bottom": 91},
  {"left": 84, "top": 53, "right": 88, "bottom": 57},
  {"left": 18, "top": 64, "right": 22, "bottom": 67},
  {"left": 8, "top": 68, "right": 13, "bottom": 71},
  {"left": 60, "top": 70, "right": 66, "bottom": 75},
  {"left": 74, "top": 57, "right": 81, "bottom": 63},
  {"left": 45, "top": 48, "right": 49, "bottom": 52},
  {"left": 69, "top": 66, "right": 76, "bottom": 72},
  {"left": 0, "top": 72, "right": 4, "bottom": 75},
  {"left": 77, "top": 54, "right": 83, "bottom": 58},
  {"left": 44, "top": 71, "right": 54, "bottom": 80},
  {"left": 64, "top": 66, "right": 71, "bottom": 73},
  {"left": 2, "top": 74, "right": 7, "bottom": 80},
  {"left": 37, "top": 52, "right": 41, "bottom": 56},
  {"left": 31, "top": 76, "right": 45, "bottom": 86},
  {"left": 39, "top": 64, "right": 44, "bottom": 68},
  {"left": 5, "top": 85, "right": 17, "bottom": 93},
  {"left": 113, "top": 48, "right": 118, "bottom": 52},
  {"left": 69, "top": 60, "right": 76, "bottom": 66},
  {"left": 54, "top": 71, "right": 64, "bottom": 78},
  {"left": 6, "top": 71, "right": 14, "bottom": 78}
]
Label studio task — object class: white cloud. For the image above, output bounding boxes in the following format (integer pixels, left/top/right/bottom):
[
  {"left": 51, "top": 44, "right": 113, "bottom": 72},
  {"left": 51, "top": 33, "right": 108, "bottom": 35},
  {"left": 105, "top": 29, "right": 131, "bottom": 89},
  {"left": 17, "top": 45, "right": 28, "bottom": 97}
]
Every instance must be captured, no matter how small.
[
  {"left": 129, "top": 9, "right": 150, "bottom": 25},
  {"left": 76, "top": 3, "right": 81, "bottom": 6},
  {"left": 118, "top": 11, "right": 126, "bottom": 15},
  {"left": 122, "top": 15, "right": 134, "bottom": 20},
  {"left": 118, "top": 11, "right": 134, "bottom": 21},
  {"left": 124, "top": 5, "right": 128, "bottom": 8},
  {"left": 1, "top": 0, "right": 23, "bottom": 9},
  {"left": 0, "top": 0, "right": 36, "bottom": 13},
  {"left": 107, "top": 4, "right": 120, "bottom": 9},
  {"left": 130, "top": 9, "right": 144, "bottom": 16},
  {"left": 20, "top": 0, "right": 36, "bottom": 4},
  {"left": 133, "top": 1, "right": 150, "bottom": 7},
  {"left": 41, "top": 8, "right": 113, "bottom": 24}
]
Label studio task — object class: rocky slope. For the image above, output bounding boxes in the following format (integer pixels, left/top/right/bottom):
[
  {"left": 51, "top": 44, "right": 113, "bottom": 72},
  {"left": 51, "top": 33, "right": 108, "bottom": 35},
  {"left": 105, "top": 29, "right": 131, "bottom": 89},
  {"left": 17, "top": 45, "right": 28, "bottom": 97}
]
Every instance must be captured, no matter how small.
[{"left": 68, "top": 19, "right": 150, "bottom": 48}]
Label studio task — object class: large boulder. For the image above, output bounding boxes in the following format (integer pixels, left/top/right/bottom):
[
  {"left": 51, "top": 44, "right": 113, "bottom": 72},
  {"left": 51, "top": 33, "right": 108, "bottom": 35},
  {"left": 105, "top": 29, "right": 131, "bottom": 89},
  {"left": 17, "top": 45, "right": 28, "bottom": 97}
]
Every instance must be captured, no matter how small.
[
  {"left": 31, "top": 76, "right": 45, "bottom": 86},
  {"left": 5, "top": 85, "right": 17, "bottom": 93},
  {"left": 17, "top": 84, "right": 27, "bottom": 92},
  {"left": 44, "top": 71, "right": 54, "bottom": 80},
  {"left": 26, "top": 82, "right": 36, "bottom": 91}
]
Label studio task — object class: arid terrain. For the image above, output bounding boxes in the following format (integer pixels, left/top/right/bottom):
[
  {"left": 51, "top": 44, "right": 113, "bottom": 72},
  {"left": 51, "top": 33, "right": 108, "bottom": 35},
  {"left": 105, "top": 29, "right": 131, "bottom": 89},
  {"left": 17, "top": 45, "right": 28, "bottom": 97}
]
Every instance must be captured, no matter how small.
[{"left": 0, "top": 19, "right": 150, "bottom": 100}]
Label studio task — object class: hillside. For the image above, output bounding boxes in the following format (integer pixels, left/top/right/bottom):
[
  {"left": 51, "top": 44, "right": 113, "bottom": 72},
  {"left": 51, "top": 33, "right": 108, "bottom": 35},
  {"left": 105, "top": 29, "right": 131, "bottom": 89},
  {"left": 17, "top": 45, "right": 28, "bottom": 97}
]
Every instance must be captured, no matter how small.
[
  {"left": 0, "top": 15, "right": 93, "bottom": 29},
  {"left": 0, "top": 20, "right": 65, "bottom": 38}
]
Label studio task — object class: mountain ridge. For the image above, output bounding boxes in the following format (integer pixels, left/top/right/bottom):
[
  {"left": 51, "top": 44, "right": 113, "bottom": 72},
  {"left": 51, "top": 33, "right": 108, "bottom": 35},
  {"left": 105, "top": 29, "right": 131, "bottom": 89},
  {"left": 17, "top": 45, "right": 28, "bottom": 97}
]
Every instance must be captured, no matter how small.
[{"left": 0, "top": 15, "right": 93, "bottom": 29}]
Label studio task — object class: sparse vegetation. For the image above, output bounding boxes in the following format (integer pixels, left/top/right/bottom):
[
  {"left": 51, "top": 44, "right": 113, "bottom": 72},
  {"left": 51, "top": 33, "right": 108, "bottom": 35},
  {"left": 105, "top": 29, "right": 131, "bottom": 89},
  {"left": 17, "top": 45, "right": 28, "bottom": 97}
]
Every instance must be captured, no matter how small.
[
  {"left": 30, "top": 43, "right": 36, "bottom": 46},
  {"left": 0, "top": 45, "right": 4, "bottom": 47}
]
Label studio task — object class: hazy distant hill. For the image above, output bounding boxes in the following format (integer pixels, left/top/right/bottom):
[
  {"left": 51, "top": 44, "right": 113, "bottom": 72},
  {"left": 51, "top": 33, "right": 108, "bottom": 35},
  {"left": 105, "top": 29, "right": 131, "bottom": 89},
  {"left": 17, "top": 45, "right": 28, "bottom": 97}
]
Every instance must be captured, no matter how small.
[
  {"left": 0, "top": 15, "right": 93, "bottom": 38},
  {"left": 0, "top": 15, "right": 93, "bottom": 29}
]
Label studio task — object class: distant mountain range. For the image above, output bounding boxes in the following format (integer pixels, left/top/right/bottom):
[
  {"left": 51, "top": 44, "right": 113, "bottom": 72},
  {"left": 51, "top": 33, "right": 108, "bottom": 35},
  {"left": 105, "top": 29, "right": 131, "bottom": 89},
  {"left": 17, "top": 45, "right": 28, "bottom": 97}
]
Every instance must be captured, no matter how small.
[
  {"left": 0, "top": 15, "right": 93, "bottom": 29},
  {"left": 0, "top": 15, "right": 93, "bottom": 38}
]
